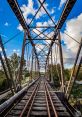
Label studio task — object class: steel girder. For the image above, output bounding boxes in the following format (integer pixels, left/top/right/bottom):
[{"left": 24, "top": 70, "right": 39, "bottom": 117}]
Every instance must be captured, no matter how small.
[
  {"left": 46, "top": 0, "right": 77, "bottom": 65},
  {"left": 7, "top": 0, "right": 39, "bottom": 67}
]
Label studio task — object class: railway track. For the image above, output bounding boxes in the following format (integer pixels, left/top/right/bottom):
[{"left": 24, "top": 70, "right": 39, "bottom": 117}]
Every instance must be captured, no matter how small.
[{"left": 0, "top": 77, "right": 81, "bottom": 117}]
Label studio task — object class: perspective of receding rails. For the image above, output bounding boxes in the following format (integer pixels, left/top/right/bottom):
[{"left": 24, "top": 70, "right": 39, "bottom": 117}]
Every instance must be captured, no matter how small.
[{"left": 0, "top": 0, "right": 82, "bottom": 116}]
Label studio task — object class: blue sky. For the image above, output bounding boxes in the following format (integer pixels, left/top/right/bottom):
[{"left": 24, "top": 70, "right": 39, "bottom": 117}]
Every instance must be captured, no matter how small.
[{"left": 0, "top": 0, "right": 82, "bottom": 69}]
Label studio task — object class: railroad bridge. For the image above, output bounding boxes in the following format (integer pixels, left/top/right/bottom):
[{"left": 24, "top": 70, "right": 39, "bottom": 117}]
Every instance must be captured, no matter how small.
[{"left": 0, "top": 0, "right": 82, "bottom": 116}]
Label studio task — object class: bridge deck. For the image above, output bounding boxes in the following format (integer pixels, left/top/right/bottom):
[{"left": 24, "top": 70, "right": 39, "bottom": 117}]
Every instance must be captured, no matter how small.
[{"left": 0, "top": 78, "right": 80, "bottom": 117}]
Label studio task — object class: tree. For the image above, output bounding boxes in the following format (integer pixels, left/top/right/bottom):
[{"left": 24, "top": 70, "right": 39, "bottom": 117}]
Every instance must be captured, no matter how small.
[
  {"left": 47, "top": 64, "right": 61, "bottom": 88},
  {"left": 0, "top": 52, "right": 27, "bottom": 92},
  {"left": 10, "top": 53, "right": 20, "bottom": 71},
  {"left": 64, "top": 69, "right": 71, "bottom": 81},
  {"left": 10, "top": 52, "right": 26, "bottom": 85}
]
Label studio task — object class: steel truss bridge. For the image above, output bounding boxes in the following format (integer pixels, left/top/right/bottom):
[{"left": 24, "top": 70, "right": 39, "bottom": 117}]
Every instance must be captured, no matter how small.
[{"left": 0, "top": 0, "right": 82, "bottom": 116}]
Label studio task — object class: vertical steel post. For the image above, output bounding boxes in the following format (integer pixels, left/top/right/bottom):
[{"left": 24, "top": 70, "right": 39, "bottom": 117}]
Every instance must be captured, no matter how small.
[
  {"left": 35, "top": 55, "right": 36, "bottom": 79},
  {"left": 36, "top": 59, "right": 38, "bottom": 78},
  {"left": 18, "top": 31, "right": 27, "bottom": 86},
  {"left": 37, "top": 60, "right": 40, "bottom": 78},
  {"left": 58, "top": 31, "right": 65, "bottom": 92},
  {"left": 0, "top": 36, "right": 16, "bottom": 92},
  {"left": 66, "top": 38, "right": 82, "bottom": 99},
  {"left": 0, "top": 53, "right": 14, "bottom": 95},
  {"left": 26, "top": 43, "right": 28, "bottom": 70},
  {"left": 30, "top": 48, "right": 34, "bottom": 81},
  {"left": 47, "top": 58, "right": 49, "bottom": 80},
  {"left": 51, "top": 47, "right": 53, "bottom": 83},
  {"left": 74, "top": 57, "right": 82, "bottom": 81},
  {"left": 48, "top": 55, "right": 51, "bottom": 81},
  {"left": 68, "top": 56, "right": 82, "bottom": 100}
]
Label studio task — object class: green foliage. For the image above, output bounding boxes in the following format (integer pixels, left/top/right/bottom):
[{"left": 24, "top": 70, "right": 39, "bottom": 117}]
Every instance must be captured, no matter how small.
[
  {"left": 10, "top": 53, "right": 20, "bottom": 70},
  {"left": 77, "top": 71, "right": 82, "bottom": 81},
  {"left": 47, "top": 64, "right": 61, "bottom": 87},
  {"left": 0, "top": 70, "right": 5, "bottom": 86},
  {"left": 47, "top": 64, "right": 72, "bottom": 88},
  {"left": 72, "top": 84, "right": 82, "bottom": 98},
  {"left": 0, "top": 70, "right": 10, "bottom": 92},
  {"left": 70, "top": 66, "right": 82, "bottom": 98},
  {"left": 24, "top": 71, "right": 30, "bottom": 77},
  {"left": 0, "top": 52, "right": 27, "bottom": 92},
  {"left": 64, "top": 69, "right": 71, "bottom": 81}
]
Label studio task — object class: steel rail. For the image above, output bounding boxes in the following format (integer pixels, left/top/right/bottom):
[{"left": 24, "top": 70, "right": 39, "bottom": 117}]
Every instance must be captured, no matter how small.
[
  {"left": 0, "top": 78, "right": 39, "bottom": 116},
  {"left": 19, "top": 81, "right": 40, "bottom": 117},
  {"left": 45, "top": 82, "right": 58, "bottom": 117},
  {"left": 45, "top": 84, "right": 51, "bottom": 117},
  {"left": 26, "top": 83, "right": 40, "bottom": 117}
]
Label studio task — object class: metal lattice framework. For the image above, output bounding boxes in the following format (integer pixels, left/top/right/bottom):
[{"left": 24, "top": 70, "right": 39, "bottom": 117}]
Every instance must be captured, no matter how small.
[{"left": 0, "top": 0, "right": 82, "bottom": 100}]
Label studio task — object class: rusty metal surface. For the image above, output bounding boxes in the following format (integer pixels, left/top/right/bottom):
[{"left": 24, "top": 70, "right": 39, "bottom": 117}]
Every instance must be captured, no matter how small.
[{"left": 0, "top": 77, "right": 80, "bottom": 117}]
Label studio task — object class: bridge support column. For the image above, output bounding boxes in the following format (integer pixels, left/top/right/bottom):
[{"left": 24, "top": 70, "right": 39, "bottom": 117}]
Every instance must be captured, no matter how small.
[
  {"left": 30, "top": 48, "right": 34, "bottom": 81},
  {"left": 0, "top": 36, "right": 16, "bottom": 93},
  {"left": 18, "top": 31, "right": 27, "bottom": 86},
  {"left": 47, "top": 58, "right": 50, "bottom": 81},
  {"left": 35, "top": 56, "right": 36, "bottom": 79},
  {"left": 0, "top": 53, "right": 14, "bottom": 95},
  {"left": 50, "top": 47, "right": 54, "bottom": 83},
  {"left": 58, "top": 31, "right": 65, "bottom": 92},
  {"left": 66, "top": 38, "right": 82, "bottom": 99}
]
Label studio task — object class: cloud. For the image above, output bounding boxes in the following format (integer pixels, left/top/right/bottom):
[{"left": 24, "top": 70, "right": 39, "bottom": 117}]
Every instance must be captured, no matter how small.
[
  {"left": 17, "top": 0, "right": 55, "bottom": 31},
  {"left": 17, "top": 24, "right": 23, "bottom": 31},
  {"left": 36, "top": 3, "right": 48, "bottom": 19},
  {"left": 20, "top": 0, "right": 55, "bottom": 20},
  {"left": 0, "top": 47, "right": 7, "bottom": 52},
  {"left": 1, "top": 34, "right": 8, "bottom": 39},
  {"left": 36, "top": 19, "right": 55, "bottom": 27},
  {"left": 35, "top": 44, "right": 44, "bottom": 52},
  {"left": 61, "top": 13, "right": 82, "bottom": 53},
  {"left": 36, "top": 2, "right": 55, "bottom": 19},
  {"left": 59, "top": 0, "right": 66, "bottom": 9},
  {"left": 60, "top": 13, "right": 82, "bottom": 66},
  {"left": 13, "top": 49, "right": 20, "bottom": 56},
  {"left": 33, "top": 19, "right": 55, "bottom": 41},
  {"left": 17, "top": 0, "right": 36, "bottom": 31},
  {"left": 33, "top": 29, "right": 44, "bottom": 38},
  {"left": 20, "top": 0, "right": 36, "bottom": 21},
  {"left": 49, "top": 13, "right": 82, "bottom": 68},
  {"left": 13, "top": 49, "right": 20, "bottom": 52},
  {"left": 0, "top": 47, "right": 2, "bottom": 52},
  {"left": 4, "top": 22, "right": 9, "bottom": 26},
  {"left": 51, "top": 8, "right": 55, "bottom": 14}
]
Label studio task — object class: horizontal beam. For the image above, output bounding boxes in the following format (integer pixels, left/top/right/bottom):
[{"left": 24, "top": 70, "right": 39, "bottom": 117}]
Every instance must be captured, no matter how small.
[
  {"left": 26, "top": 39, "right": 53, "bottom": 40},
  {"left": 29, "top": 26, "right": 55, "bottom": 28}
]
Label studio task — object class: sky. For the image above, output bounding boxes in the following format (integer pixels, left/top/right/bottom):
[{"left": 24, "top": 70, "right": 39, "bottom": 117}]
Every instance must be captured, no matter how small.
[{"left": 0, "top": 0, "right": 82, "bottom": 70}]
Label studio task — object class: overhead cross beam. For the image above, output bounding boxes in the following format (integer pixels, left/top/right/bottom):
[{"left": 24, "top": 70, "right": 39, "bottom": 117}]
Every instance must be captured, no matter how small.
[
  {"left": 7, "top": 0, "right": 39, "bottom": 67},
  {"left": 46, "top": 0, "right": 77, "bottom": 64},
  {"left": 31, "top": 28, "right": 59, "bottom": 45}
]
